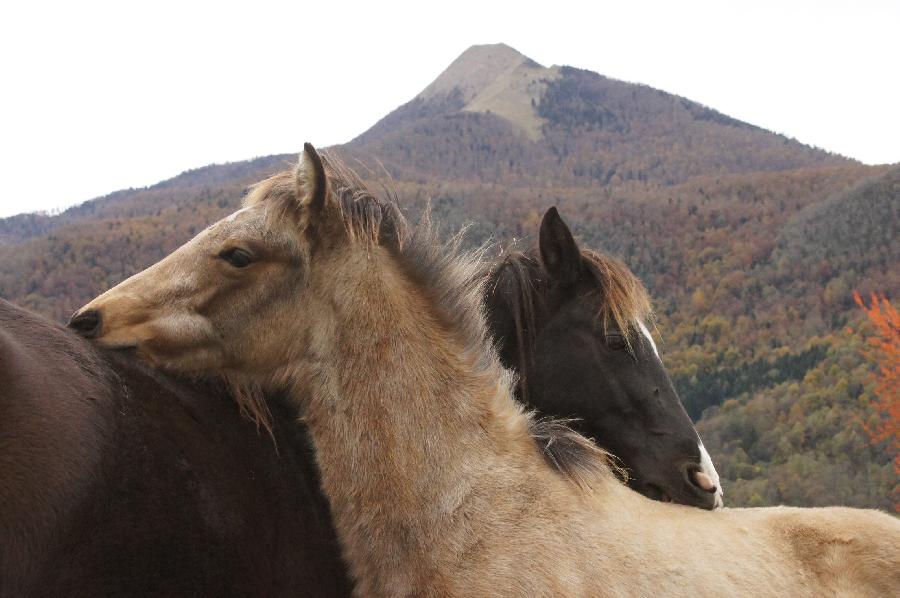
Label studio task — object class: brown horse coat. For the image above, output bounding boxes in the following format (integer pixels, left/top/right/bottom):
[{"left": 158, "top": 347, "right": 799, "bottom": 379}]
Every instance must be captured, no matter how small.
[{"left": 0, "top": 299, "right": 350, "bottom": 597}]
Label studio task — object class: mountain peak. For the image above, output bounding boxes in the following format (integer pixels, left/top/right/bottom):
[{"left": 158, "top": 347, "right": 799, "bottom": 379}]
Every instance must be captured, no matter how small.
[
  {"left": 419, "top": 44, "right": 530, "bottom": 102},
  {"left": 418, "top": 43, "right": 559, "bottom": 140}
]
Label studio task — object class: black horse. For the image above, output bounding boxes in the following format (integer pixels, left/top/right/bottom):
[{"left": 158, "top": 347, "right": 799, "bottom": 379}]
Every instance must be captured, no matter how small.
[
  {"left": 2, "top": 209, "right": 717, "bottom": 596},
  {"left": 484, "top": 208, "right": 721, "bottom": 508}
]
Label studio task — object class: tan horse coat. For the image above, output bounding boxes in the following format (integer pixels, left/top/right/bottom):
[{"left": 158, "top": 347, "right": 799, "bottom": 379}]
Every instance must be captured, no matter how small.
[{"left": 73, "top": 145, "right": 900, "bottom": 597}]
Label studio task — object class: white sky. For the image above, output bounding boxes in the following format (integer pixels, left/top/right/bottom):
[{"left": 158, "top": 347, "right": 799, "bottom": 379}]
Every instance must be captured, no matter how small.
[{"left": 0, "top": 0, "right": 897, "bottom": 218}]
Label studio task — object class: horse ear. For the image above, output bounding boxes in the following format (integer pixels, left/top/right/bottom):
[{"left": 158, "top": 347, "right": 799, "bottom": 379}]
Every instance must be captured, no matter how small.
[
  {"left": 539, "top": 207, "right": 582, "bottom": 286},
  {"left": 296, "top": 142, "right": 328, "bottom": 213}
]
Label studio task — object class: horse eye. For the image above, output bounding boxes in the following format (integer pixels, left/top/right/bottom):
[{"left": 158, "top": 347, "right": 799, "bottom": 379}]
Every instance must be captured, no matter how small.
[
  {"left": 606, "top": 334, "right": 627, "bottom": 351},
  {"left": 219, "top": 247, "right": 254, "bottom": 268}
]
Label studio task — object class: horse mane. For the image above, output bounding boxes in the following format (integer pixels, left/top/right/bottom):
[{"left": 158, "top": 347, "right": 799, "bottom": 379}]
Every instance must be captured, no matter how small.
[
  {"left": 581, "top": 248, "right": 655, "bottom": 341},
  {"left": 528, "top": 416, "right": 627, "bottom": 488},
  {"left": 222, "top": 375, "right": 276, "bottom": 446},
  {"left": 241, "top": 153, "right": 619, "bottom": 489},
  {"left": 490, "top": 245, "right": 655, "bottom": 341},
  {"left": 487, "top": 244, "right": 655, "bottom": 401},
  {"left": 484, "top": 251, "right": 543, "bottom": 400}
]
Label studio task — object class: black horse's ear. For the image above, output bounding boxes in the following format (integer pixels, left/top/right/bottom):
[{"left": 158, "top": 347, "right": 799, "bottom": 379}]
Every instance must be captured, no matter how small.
[
  {"left": 539, "top": 207, "right": 582, "bottom": 286},
  {"left": 296, "top": 142, "right": 328, "bottom": 214}
]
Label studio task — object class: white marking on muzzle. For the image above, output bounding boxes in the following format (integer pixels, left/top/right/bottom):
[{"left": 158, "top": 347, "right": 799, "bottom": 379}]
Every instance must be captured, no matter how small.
[{"left": 697, "top": 440, "right": 724, "bottom": 509}]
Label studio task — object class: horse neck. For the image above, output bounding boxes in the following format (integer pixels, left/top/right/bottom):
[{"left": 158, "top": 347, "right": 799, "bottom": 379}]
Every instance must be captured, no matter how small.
[{"left": 287, "top": 247, "right": 555, "bottom": 589}]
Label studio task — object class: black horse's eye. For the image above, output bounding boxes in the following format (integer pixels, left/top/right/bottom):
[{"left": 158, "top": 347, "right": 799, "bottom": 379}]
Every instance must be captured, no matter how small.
[
  {"left": 219, "top": 247, "right": 254, "bottom": 268},
  {"left": 606, "top": 334, "right": 628, "bottom": 351}
]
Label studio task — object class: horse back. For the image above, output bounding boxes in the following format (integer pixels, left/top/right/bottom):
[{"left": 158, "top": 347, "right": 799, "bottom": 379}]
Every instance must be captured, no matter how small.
[
  {"left": 0, "top": 300, "right": 117, "bottom": 595},
  {"left": 0, "top": 300, "right": 351, "bottom": 597},
  {"left": 774, "top": 506, "right": 900, "bottom": 597}
]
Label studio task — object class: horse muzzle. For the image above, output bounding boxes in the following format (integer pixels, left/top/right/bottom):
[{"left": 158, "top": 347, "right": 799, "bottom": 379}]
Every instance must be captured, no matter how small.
[{"left": 68, "top": 309, "right": 103, "bottom": 339}]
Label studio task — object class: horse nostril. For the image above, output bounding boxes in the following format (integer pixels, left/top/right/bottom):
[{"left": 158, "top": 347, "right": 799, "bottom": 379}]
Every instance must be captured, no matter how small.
[
  {"left": 684, "top": 465, "right": 717, "bottom": 494},
  {"left": 68, "top": 309, "right": 103, "bottom": 339}
]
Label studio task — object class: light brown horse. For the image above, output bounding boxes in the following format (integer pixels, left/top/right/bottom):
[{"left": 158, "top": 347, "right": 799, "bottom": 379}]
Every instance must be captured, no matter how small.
[{"left": 73, "top": 145, "right": 900, "bottom": 597}]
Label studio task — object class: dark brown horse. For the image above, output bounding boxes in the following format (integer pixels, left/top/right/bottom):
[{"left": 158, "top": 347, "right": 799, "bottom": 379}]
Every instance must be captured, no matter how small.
[{"left": 0, "top": 299, "right": 350, "bottom": 597}]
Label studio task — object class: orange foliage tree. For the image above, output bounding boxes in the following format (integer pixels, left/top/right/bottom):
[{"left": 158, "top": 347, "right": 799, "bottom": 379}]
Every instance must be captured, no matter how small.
[{"left": 853, "top": 291, "right": 900, "bottom": 479}]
